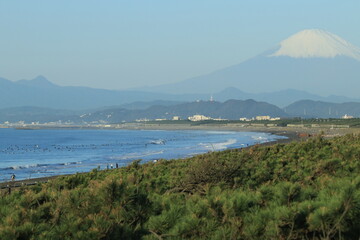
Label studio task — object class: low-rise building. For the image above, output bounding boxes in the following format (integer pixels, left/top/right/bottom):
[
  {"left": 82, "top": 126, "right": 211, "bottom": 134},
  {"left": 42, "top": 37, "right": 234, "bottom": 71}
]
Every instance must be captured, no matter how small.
[
  {"left": 188, "top": 114, "right": 212, "bottom": 121},
  {"left": 255, "top": 116, "right": 271, "bottom": 121}
]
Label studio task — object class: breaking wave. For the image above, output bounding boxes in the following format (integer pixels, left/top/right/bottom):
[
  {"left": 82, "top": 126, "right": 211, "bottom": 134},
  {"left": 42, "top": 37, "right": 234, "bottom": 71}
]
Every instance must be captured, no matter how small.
[{"left": 199, "top": 139, "right": 237, "bottom": 151}]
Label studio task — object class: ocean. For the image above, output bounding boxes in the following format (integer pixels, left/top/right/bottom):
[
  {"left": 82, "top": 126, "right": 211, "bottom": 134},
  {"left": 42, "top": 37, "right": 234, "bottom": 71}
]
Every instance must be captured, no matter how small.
[{"left": 0, "top": 128, "right": 286, "bottom": 182}]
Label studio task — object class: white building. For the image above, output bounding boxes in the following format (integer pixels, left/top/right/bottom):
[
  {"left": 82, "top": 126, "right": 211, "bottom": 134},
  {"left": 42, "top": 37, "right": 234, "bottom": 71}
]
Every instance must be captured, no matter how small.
[
  {"left": 188, "top": 114, "right": 212, "bottom": 121},
  {"left": 255, "top": 116, "right": 271, "bottom": 121},
  {"left": 239, "top": 118, "right": 251, "bottom": 121}
]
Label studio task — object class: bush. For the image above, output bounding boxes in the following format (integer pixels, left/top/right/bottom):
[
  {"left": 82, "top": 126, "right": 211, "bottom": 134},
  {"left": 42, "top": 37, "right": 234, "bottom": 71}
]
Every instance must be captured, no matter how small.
[{"left": 1, "top": 134, "right": 360, "bottom": 239}]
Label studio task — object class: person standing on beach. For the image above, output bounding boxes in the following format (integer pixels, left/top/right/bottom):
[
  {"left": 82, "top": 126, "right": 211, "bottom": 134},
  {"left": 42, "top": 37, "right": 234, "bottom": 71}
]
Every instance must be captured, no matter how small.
[{"left": 11, "top": 174, "right": 15, "bottom": 181}]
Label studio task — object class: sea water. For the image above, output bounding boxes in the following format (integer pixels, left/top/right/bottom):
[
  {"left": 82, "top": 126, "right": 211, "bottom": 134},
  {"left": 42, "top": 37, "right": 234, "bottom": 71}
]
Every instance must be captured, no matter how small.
[{"left": 0, "top": 128, "right": 286, "bottom": 182}]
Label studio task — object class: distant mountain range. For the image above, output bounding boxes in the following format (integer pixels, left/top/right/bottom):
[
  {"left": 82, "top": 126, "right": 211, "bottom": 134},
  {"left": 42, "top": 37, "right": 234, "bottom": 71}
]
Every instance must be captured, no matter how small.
[
  {"left": 3, "top": 98, "right": 360, "bottom": 124},
  {"left": 0, "top": 99, "right": 287, "bottom": 124},
  {"left": 2, "top": 73, "right": 360, "bottom": 123},
  {"left": 0, "top": 75, "right": 185, "bottom": 110},
  {"left": 212, "top": 87, "right": 358, "bottom": 108},
  {"left": 1, "top": 75, "right": 359, "bottom": 111},
  {"left": 138, "top": 29, "right": 360, "bottom": 98}
]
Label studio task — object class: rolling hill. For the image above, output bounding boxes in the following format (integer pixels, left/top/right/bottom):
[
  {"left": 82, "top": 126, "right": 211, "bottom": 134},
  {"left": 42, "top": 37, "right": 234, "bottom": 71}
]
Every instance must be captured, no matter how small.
[{"left": 284, "top": 100, "right": 360, "bottom": 118}]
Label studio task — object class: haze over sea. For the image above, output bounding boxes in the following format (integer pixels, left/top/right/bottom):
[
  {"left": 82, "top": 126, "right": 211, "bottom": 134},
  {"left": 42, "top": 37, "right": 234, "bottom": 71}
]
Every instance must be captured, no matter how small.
[{"left": 0, "top": 129, "right": 285, "bottom": 182}]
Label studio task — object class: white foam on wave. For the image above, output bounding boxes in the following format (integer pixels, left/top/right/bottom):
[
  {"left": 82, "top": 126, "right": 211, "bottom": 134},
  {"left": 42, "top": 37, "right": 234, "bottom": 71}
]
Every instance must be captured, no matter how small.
[
  {"left": 63, "top": 161, "right": 82, "bottom": 166},
  {"left": 251, "top": 135, "right": 270, "bottom": 142},
  {"left": 109, "top": 150, "right": 164, "bottom": 160},
  {"left": 200, "top": 139, "right": 237, "bottom": 151},
  {"left": 10, "top": 164, "right": 44, "bottom": 170},
  {"left": 7, "top": 161, "right": 84, "bottom": 172},
  {"left": 205, "top": 131, "right": 236, "bottom": 135},
  {"left": 148, "top": 139, "right": 166, "bottom": 145}
]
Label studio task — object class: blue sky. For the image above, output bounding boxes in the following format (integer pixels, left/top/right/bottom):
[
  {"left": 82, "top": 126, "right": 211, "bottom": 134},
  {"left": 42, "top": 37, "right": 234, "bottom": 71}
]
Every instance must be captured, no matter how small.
[{"left": 1, "top": 0, "right": 359, "bottom": 90}]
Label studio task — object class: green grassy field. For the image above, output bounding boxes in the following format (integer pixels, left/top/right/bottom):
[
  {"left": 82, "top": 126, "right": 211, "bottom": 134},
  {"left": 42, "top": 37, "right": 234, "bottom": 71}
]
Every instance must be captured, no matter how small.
[{"left": 1, "top": 134, "right": 360, "bottom": 239}]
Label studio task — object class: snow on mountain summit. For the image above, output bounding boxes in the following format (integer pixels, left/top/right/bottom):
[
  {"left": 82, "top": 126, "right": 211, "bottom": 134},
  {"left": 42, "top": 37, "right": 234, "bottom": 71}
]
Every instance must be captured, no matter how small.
[{"left": 269, "top": 29, "right": 360, "bottom": 61}]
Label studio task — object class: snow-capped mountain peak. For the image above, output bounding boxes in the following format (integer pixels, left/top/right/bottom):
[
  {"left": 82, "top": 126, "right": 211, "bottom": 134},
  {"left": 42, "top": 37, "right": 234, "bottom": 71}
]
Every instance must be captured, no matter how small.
[{"left": 269, "top": 29, "right": 360, "bottom": 61}]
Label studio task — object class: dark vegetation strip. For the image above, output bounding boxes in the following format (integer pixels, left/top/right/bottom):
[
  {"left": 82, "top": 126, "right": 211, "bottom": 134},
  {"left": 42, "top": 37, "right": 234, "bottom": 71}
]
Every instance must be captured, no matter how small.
[{"left": 1, "top": 134, "right": 360, "bottom": 239}]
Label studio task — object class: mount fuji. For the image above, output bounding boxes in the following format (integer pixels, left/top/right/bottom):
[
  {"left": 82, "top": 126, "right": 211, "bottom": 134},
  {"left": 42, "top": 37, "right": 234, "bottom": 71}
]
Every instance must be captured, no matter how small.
[{"left": 142, "top": 29, "right": 360, "bottom": 98}]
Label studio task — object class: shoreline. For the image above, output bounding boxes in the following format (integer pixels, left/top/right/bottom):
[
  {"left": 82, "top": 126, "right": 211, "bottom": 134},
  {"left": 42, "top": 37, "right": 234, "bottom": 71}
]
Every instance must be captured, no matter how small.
[
  {"left": 0, "top": 124, "right": 348, "bottom": 189},
  {"left": 0, "top": 129, "right": 298, "bottom": 189}
]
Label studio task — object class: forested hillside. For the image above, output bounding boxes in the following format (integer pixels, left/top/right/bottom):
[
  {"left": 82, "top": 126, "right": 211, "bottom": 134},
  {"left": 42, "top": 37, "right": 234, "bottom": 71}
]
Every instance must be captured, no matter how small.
[
  {"left": 82, "top": 99, "right": 287, "bottom": 123},
  {"left": 1, "top": 134, "right": 360, "bottom": 239}
]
